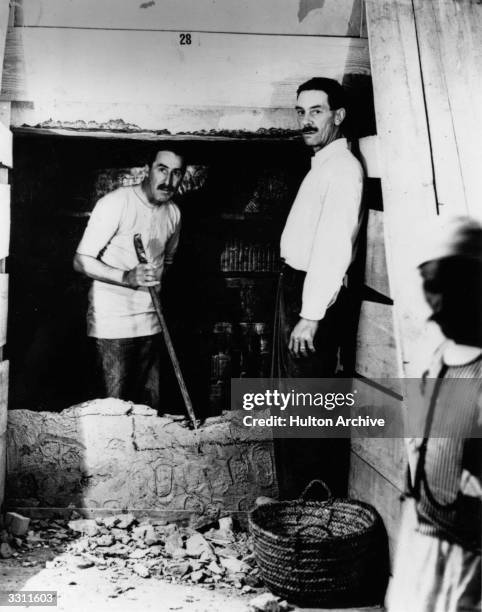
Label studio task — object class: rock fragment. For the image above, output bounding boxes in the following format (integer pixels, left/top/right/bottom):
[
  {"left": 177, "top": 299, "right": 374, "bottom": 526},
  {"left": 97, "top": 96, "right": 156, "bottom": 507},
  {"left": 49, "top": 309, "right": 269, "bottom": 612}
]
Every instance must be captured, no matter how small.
[
  {"left": 219, "top": 557, "right": 250, "bottom": 574},
  {"left": 0, "top": 542, "right": 13, "bottom": 559},
  {"left": 115, "top": 513, "right": 136, "bottom": 530},
  {"left": 189, "top": 569, "right": 206, "bottom": 583},
  {"left": 96, "top": 534, "right": 115, "bottom": 547},
  {"left": 5, "top": 512, "right": 31, "bottom": 537},
  {"left": 68, "top": 519, "right": 100, "bottom": 537},
  {"left": 76, "top": 559, "right": 95, "bottom": 569},
  {"left": 249, "top": 593, "right": 292, "bottom": 612},
  {"left": 186, "top": 533, "right": 214, "bottom": 558},
  {"left": 132, "top": 563, "right": 150, "bottom": 578},
  {"left": 165, "top": 532, "right": 186, "bottom": 558}
]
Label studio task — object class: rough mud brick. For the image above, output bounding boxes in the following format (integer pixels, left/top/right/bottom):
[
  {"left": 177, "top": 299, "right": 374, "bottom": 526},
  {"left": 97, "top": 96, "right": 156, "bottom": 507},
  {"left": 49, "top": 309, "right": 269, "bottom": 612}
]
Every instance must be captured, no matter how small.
[{"left": 5, "top": 512, "right": 30, "bottom": 537}]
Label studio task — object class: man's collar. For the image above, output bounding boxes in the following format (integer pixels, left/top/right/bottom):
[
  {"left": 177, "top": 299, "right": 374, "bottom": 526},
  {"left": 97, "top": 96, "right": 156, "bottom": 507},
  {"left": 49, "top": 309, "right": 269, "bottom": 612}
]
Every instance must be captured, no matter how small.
[
  {"left": 134, "top": 184, "right": 168, "bottom": 209},
  {"left": 442, "top": 340, "right": 482, "bottom": 366},
  {"left": 311, "top": 138, "right": 348, "bottom": 167}
]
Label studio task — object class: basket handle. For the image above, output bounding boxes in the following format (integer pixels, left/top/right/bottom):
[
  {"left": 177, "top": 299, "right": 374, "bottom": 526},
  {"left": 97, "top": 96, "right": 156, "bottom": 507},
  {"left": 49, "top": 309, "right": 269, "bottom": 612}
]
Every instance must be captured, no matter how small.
[{"left": 299, "top": 479, "right": 332, "bottom": 502}]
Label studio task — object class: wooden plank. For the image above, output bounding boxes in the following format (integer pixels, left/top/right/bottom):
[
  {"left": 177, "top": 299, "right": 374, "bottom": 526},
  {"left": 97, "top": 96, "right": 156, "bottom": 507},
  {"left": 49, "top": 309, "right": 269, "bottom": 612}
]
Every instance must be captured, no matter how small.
[
  {"left": 0, "top": 361, "right": 7, "bottom": 431},
  {"left": 0, "top": 102, "right": 9, "bottom": 365},
  {"left": 0, "top": 101, "right": 10, "bottom": 127},
  {"left": 14, "top": 0, "right": 364, "bottom": 37},
  {"left": 0, "top": 360, "right": 8, "bottom": 510},
  {"left": 360, "top": 0, "right": 368, "bottom": 37},
  {"left": 349, "top": 450, "right": 404, "bottom": 562},
  {"left": 0, "top": 184, "right": 9, "bottom": 259},
  {"left": 358, "top": 135, "right": 379, "bottom": 178},
  {"left": 0, "top": 122, "right": 12, "bottom": 167},
  {"left": 0, "top": 0, "right": 10, "bottom": 93},
  {"left": 365, "top": 209, "right": 390, "bottom": 296},
  {"left": 413, "top": 0, "right": 482, "bottom": 219},
  {"left": 355, "top": 301, "right": 400, "bottom": 381},
  {"left": 351, "top": 438, "right": 405, "bottom": 490},
  {"left": 1, "top": 29, "right": 370, "bottom": 108},
  {"left": 365, "top": 0, "right": 439, "bottom": 377},
  {"left": 0, "top": 273, "right": 7, "bottom": 348}
]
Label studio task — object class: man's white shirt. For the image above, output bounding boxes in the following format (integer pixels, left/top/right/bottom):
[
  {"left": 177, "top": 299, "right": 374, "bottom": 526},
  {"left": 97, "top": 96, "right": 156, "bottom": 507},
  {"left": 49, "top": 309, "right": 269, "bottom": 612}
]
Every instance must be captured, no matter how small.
[
  {"left": 76, "top": 185, "right": 181, "bottom": 339},
  {"left": 280, "top": 138, "right": 364, "bottom": 320}
]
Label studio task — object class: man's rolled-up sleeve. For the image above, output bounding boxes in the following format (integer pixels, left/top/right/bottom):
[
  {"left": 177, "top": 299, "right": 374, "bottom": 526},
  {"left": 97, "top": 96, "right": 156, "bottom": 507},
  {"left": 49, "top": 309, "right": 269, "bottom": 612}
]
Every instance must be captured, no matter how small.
[{"left": 300, "top": 160, "right": 363, "bottom": 321}]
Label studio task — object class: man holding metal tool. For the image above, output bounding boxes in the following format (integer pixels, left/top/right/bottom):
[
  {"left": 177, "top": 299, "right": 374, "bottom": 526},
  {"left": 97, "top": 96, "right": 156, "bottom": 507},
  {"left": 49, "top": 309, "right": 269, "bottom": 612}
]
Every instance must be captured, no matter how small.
[{"left": 73, "top": 148, "right": 185, "bottom": 410}]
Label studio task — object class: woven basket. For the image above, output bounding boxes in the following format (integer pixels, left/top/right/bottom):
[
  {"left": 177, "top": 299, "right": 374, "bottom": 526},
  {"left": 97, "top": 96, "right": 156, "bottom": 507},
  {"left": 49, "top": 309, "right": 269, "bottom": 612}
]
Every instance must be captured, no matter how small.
[{"left": 249, "top": 480, "right": 388, "bottom": 607}]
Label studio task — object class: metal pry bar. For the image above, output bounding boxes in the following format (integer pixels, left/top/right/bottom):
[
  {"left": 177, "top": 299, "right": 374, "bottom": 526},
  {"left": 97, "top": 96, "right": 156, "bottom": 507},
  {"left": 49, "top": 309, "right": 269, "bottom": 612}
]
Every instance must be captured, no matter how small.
[{"left": 133, "top": 233, "right": 198, "bottom": 429}]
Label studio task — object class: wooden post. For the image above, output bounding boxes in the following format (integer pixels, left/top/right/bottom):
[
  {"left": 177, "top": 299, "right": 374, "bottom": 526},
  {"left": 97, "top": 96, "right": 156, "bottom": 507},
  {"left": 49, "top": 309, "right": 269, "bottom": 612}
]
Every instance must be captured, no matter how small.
[
  {"left": 0, "top": 0, "right": 12, "bottom": 512},
  {"left": 349, "top": 0, "right": 442, "bottom": 557},
  {"left": 365, "top": 0, "right": 440, "bottom": 378}
]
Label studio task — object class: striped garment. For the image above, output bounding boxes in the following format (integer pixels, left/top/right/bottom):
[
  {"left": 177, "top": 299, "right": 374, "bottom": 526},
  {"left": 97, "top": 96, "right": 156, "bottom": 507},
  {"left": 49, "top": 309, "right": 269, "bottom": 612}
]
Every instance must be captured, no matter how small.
[{"left": 413, "top": 355, "right": 482, "bottom": 551}]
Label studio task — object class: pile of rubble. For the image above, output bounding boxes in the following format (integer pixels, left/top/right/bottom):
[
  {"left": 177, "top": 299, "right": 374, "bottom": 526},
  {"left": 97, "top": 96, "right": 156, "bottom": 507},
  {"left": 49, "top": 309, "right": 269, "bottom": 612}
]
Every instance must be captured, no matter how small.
[
  {"left": 1, "top": 511, "right": 265, "bottom": 589},
  {"left": 63, "top": 513, "right": 263, "bottom": 590},
  {"left": 0, "top": 511, "right": 294, "bottom": 611},
  {"left": 1, "top": 512, "right": 39, "bottom": 563}
]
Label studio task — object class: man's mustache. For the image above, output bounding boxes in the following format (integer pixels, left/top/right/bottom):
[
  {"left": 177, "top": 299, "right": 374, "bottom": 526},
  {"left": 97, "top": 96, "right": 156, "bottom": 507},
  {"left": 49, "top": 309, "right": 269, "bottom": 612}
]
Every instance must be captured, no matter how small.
[{"left": 301, "top": 127, "right": 317, "bottom": 134}]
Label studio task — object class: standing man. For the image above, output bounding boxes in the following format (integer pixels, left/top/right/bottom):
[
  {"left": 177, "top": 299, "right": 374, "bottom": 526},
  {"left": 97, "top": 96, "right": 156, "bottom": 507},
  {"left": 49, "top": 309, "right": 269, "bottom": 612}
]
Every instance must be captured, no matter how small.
[
  {"left": 272, "top": 78, "right": 364, "bottom": 497},
  {"left": 73, "top": 148, "right": 185, "bottom": 410},
  {"left": 273, "top": 77, "right": 364, "bottom": 379},
  {"left": 387, "top": 217, "right": 482, "bottom": 612}
]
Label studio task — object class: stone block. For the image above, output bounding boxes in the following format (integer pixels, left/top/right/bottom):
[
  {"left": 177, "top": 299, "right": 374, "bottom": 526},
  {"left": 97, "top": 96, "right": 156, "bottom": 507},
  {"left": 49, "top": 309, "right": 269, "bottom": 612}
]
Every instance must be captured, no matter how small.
[
  {"left": 5, "top": 511, "right": 30, "bottom": 536},
  {"left": 6, "top": 399, "right": 278, "bottom": 519}
]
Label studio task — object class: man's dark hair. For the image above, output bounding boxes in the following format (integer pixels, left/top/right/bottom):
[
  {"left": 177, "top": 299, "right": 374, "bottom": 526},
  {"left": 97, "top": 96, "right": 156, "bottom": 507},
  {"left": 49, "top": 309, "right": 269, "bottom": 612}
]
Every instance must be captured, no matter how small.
[
  {"left": 420, "top": 257, "right": 482, "bottom": 346},
  {"left": 143, "top": 145, "right": 186, "bottom": 168},
  {"left": 297, "top": 77, "right": 347, "bottom": 111}
]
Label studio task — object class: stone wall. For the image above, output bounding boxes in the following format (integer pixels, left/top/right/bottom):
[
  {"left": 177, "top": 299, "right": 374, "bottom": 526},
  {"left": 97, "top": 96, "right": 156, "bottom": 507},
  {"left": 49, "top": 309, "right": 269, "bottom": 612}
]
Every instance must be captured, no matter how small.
[{"left": 6, "top": 399, "right": 277, "bottom": 521}]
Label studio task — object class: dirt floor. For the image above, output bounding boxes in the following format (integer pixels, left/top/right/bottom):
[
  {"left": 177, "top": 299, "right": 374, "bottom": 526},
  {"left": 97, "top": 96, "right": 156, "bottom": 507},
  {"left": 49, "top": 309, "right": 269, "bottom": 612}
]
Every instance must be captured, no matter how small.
[
  {"left": 0, "top": 516, "right": 384, "bottom": 612},
  {"left": 0, "top": 551, "right": 384, "bottom": 612},
  {"left": 1, "top": 547, "right": 257, "bottom": 611}
]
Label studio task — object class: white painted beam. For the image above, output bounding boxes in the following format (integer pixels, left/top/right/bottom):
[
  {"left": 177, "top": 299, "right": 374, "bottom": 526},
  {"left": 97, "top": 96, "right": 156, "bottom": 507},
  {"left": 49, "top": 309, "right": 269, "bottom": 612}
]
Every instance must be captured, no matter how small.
[{"left": 15, "top": 0, "right": 366, "bottom": 37}]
